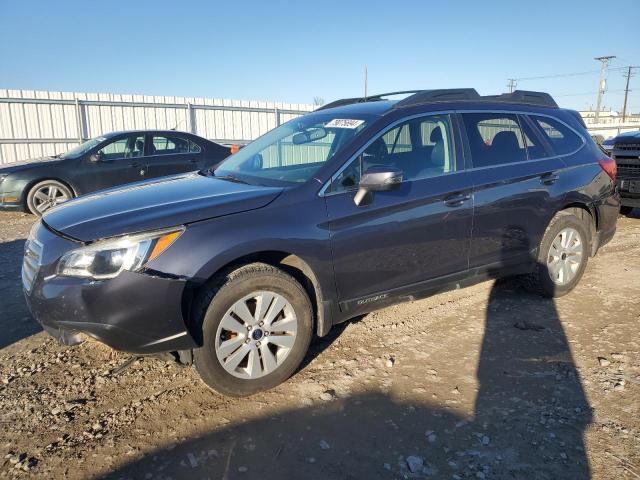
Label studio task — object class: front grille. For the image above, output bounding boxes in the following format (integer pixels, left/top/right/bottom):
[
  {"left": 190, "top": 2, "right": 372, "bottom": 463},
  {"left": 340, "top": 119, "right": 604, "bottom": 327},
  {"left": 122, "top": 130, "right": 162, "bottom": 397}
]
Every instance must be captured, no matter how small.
[
  {"left": 614, "top": 143, "right": 640, "bottom": 151},
  {"left": 618, "top": 164, "right": 640, "bottom": 178},
  {"left": 22, "top": 238, "right": 43, "bottom": 293}
]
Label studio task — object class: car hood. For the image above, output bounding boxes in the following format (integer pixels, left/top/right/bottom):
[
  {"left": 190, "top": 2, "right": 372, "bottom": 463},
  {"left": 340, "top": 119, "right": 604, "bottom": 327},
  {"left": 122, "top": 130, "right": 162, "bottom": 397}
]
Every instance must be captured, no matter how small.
[
  {"left": 614, "top": 131, "right": 640, "bottom": 144},
  {"left": 43, "top": 172, "right": 283, "bottom": 241},
  {"left": 0, "top": 156, "right": 65, "bottom": 174}
]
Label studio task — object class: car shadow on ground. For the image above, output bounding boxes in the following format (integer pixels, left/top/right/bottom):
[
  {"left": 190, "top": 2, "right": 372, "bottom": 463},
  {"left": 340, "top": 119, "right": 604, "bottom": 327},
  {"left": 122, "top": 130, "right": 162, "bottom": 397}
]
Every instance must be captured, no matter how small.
[
  {"left": 104, "top": 276, "right": 592, "bottom": 480},
  {"left": 0, "top": 239, "right": 42, "bottom": 349}
]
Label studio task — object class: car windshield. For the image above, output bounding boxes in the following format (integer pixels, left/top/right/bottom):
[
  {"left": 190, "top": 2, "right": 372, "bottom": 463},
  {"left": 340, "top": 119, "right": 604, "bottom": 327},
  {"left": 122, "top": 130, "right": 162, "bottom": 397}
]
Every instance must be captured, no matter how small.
[
  {"left": 60, "top": 137, "right": 106, "bottom": 159},
  {"left": 213, "top": 113, "right": 374, "bottom": 186}
]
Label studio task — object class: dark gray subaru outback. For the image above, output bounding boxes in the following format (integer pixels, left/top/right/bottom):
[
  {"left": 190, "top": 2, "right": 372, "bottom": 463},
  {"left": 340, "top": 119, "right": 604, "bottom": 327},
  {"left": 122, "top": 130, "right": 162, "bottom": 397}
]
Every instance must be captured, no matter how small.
[{"left": 23, "top": 89, "right": 619, "bottom": 396}]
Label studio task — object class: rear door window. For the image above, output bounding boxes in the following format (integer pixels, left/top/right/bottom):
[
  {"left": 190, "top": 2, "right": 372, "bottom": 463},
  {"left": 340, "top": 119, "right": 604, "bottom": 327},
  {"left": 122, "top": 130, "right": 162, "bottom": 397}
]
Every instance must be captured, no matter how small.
[
  {"left": 529, "top": 116, "right": 584, "bottom": 155},
  {"left": 150, "top": 135, "right": 190, "bottom": 156},
  {"left": 461, "top": 113, "right": 541, "bottom": 167}
]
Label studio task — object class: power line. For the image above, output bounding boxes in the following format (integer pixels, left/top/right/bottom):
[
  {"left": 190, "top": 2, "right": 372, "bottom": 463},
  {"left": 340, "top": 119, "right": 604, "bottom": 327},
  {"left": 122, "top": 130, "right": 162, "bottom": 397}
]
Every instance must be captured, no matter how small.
[
  {"left": 514, "top": 66, "right": 628, "bottom": 82},
  {"left": 555, "top": 89, "right": 626, "bottom": 97}
]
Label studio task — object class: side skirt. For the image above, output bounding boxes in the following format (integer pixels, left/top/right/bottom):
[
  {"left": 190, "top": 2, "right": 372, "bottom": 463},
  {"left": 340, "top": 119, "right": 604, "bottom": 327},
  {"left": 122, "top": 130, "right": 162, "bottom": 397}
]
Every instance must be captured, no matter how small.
[{"left": 333, "top": 258, "right": 534, "bottom": 324}]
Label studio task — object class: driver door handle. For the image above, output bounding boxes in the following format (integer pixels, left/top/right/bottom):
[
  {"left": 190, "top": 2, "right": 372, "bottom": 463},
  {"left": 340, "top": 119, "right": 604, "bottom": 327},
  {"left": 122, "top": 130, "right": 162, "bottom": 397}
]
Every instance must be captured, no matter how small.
[
  {"left": 540, "top": 172, "right": 559, "bottom": 185},
  {"left": 444, "top": 192, "right": 471, "bottom": 207}
]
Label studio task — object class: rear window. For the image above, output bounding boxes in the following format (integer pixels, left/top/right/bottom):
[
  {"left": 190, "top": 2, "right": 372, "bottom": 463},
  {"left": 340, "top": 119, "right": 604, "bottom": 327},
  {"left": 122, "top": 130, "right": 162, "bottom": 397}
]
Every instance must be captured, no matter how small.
[{"left": 530, "top": 116, "right": 584, "bottom": 156}]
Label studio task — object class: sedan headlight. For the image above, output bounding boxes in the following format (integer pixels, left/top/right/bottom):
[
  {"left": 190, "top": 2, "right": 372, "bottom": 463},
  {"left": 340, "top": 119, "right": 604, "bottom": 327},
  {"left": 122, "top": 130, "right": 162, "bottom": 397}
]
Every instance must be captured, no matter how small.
[
  {"left": 0, "top": 174, "right": 7, "bottom": 185},
  {"left": 57, "top": 227, "right": 184, "bottom": 279}
]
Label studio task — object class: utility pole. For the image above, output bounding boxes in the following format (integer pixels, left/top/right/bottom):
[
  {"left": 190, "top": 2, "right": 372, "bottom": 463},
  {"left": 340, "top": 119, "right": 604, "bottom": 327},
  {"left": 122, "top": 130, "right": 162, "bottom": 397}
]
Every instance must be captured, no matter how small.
[
  {"left": 594, "top": 55, "right": 616, "bottom": 122},
  {"left": 622, "top": 66, "right": 639, "bottom": 122},
  {"left": 364, "top": 65, "right": 368, "bottom": 100},
  {"left": 507, "top": 78, "right": 517, "bottom": 93}
]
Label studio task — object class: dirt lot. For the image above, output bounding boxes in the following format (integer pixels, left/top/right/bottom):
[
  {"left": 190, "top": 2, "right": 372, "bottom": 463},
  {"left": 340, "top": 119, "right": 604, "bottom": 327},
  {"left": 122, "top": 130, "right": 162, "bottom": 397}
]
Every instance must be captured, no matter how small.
[{"left": 0, "top": 210, "right": 639, "bottom": 480}]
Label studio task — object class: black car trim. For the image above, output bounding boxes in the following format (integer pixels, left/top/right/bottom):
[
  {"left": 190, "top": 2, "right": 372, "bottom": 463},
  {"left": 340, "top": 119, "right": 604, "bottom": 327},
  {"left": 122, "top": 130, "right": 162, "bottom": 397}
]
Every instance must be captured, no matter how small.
[
  {"left": 456, "top": 109, "right": 587, "bottom": 169},
  {"left": 318, "top": 109, "right": 586, "bottom": 197},
  {"left": 338, "top": 256, "right": 532, "bottom": 314}
]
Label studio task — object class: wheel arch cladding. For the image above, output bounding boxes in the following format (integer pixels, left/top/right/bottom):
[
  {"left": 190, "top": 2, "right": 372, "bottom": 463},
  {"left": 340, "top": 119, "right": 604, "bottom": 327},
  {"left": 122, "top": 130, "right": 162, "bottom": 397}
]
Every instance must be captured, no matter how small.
[
  {"left": 557, "top": 203, "right": 597, "bottom": 255},
  {"left": 185, "top": 250, "right": 329, "bottom": 340}
]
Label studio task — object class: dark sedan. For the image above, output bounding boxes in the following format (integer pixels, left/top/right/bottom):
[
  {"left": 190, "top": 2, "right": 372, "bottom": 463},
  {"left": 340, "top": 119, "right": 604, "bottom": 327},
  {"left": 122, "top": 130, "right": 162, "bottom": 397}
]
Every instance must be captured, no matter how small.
[{"left": 0, "top": 130, "right": 230, "bottom": 215}]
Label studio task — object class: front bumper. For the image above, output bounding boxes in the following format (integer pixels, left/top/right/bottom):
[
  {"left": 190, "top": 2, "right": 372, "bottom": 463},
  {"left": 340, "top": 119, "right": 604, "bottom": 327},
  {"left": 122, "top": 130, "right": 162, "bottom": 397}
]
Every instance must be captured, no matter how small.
[
  {"left": 23, "top": 222, "right": 198, "bottom": 354},
  {"left": 619, "top": 196, "right": 640, "bottom": 208},
  {"left": 0, "top": 191, "right": 24, "bottom": 211}
]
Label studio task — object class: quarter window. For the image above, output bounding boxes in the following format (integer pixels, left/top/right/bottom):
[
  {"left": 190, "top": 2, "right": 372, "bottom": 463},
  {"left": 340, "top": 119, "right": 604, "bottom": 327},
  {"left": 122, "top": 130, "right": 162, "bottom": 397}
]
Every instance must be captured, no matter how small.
[
  {"left": 189, "top": 140, "right": 202, "bottom": 153},
  {"left": 530, "top": 116, "right": 583, "bottom": 155},
  {"left": 331, "top": 114, "right": 455, "bottom": 192},
  {"left": 150, "top": 135, "right": 190, "bottom": 156},
  {"left": 462, "top": 113, "right": 543, "bottom": 167}
]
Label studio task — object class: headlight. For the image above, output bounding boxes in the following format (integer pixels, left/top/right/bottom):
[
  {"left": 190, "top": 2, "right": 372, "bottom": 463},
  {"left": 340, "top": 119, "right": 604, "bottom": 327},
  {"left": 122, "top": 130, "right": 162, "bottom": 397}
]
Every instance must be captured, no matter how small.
[
  {"left": 0, "top": 174, "right": 7, "bottom": 185},
  {"left": 57, "top": 227, "right": 184, "bottom": 279}
]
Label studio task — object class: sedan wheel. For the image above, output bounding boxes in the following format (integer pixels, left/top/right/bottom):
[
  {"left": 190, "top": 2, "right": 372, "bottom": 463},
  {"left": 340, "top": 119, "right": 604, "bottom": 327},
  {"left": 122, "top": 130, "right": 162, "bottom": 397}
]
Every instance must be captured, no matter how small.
[{"left": 27, "top": 180, "right": 72, "bottom": 215}]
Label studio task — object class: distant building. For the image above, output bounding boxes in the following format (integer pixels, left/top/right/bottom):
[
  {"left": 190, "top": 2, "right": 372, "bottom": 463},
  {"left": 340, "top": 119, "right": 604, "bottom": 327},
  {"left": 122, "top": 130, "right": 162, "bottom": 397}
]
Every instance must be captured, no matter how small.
[{"left": 579, "top": 110, "right": 640, "bottom": 138}]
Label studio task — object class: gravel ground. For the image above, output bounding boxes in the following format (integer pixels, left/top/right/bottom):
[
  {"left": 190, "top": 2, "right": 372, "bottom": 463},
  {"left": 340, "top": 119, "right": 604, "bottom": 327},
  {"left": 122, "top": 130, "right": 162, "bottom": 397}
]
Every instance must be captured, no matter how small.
[{"left": 0, "top": 210, "right": 639, "bottom": 479}]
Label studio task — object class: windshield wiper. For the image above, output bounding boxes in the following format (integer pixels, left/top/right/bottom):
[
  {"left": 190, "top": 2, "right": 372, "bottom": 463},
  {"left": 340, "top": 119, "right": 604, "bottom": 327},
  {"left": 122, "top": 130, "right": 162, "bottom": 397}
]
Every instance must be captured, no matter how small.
[{"left": 213, "top": 173, "right": 249, "bottom": 184}]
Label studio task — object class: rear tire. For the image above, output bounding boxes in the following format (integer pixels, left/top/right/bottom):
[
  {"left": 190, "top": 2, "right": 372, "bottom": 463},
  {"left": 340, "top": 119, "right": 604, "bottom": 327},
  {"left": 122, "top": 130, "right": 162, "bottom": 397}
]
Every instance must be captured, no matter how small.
[
  {"left": 26, "top": 180, "right": 73, "bottom": 216},
  {"left": 193, "top": 263, "right": 313, "bottom": 397},
  {"left": 620, "top": 206, "right": 634, "bottom": 216},
  {"left": 523, "top": 210, "right": 590, "bottom": 298}
]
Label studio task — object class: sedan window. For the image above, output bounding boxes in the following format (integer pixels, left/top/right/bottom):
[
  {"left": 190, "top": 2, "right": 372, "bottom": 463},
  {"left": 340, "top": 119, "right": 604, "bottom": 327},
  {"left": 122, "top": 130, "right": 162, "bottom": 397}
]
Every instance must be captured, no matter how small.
[
  {"left": 97, "top": 135, "right": 144, "bottom": 160},
  {"left": 189, "top": 140, "right": 202, "bottom": 153},
  {"left": 150, "top": 135, "right": 190, "bottom": 156}
]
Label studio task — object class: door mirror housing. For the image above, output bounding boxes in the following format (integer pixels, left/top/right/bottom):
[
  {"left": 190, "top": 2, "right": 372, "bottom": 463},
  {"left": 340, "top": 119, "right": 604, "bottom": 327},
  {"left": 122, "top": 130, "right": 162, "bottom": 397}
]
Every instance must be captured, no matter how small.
[{"left": 354, "top": 165, "right": 403, "bottom": 206}]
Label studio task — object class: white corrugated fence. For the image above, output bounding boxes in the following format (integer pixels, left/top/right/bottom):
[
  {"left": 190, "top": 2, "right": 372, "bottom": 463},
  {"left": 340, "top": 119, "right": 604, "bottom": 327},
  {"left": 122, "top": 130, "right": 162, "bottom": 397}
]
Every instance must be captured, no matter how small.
[{"left": 0, "top": 89, "right": 315, "bottom": 164}]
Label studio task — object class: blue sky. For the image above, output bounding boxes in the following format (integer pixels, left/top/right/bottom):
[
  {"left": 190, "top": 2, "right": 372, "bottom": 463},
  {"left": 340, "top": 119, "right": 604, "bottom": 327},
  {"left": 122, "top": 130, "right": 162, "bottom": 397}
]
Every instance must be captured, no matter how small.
[{"left": 1, "top": 0, "right": 638, "bottom": 111}]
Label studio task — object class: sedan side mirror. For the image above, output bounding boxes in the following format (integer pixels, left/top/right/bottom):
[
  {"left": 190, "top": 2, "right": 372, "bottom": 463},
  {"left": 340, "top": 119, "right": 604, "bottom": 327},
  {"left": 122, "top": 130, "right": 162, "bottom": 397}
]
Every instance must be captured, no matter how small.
[{"left": 354, "top": 165, "right": 403, "bottom": 206}]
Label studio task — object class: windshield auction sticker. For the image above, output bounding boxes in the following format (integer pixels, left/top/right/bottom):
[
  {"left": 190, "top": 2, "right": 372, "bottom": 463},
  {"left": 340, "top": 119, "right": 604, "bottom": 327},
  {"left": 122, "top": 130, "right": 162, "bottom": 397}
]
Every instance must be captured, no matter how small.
[{"left": 325, "top": 119, "right": 365, "bottom": 129}]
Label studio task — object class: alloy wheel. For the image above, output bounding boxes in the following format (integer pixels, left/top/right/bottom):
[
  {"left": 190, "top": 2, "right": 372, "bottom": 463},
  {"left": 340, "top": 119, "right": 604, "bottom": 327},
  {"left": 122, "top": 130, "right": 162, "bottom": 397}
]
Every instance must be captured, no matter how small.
[
  {"left": 547, "top": 227, "right": 584, "bottom": 286},
  {"left": 32, "top": 184, "right": 70, "bottom": 213},
  {"left": 215, "top": 291, "right": 298, "bottom": 379}
]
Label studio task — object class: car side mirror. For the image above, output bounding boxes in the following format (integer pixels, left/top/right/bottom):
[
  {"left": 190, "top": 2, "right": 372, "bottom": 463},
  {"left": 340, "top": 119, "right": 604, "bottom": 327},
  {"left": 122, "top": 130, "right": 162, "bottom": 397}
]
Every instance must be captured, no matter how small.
[
  {"left": 90, "top": 151, "right": 104, "bottom": 163},
  {"left": 354, "top": 165, "right": 403, "bottom": 206}
]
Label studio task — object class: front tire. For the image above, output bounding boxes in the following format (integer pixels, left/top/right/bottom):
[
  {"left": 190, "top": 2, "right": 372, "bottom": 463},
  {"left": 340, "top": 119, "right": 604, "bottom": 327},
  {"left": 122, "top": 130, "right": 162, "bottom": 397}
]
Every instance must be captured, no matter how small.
[
  {"left": 26, "top": 180, "right": 73, "bottom": 215},
  {"left": 193, "top": 263, "right": 313, "bottom": 397},
  {"left": 524, "top": 210, "right": 591, "bottom": 298}
]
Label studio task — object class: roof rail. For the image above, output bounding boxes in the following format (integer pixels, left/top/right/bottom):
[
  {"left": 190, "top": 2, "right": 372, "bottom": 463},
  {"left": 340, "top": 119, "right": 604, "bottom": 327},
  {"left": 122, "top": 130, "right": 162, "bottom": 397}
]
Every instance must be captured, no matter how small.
[
  {"left": 316, "top": 90, "right": 423, "bottom": 111},
  {"left": 482, "top": 90, "right": 558, "bottom": 108},
  {"left": 393, "top": 89, "right": 480, "bottom": 109},
  {"left": 318, "top": 88, "right": 559, "bottom": 112}
]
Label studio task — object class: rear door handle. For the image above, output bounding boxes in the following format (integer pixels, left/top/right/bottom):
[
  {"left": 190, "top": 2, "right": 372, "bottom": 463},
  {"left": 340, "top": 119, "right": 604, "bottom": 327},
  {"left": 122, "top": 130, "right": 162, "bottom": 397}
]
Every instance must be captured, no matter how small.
[
  {"left": 540, "top": 172, "right": 559, "bottom": 185},
  {"left": 444, "top": 192, "right": 471, "bottom": 207}
]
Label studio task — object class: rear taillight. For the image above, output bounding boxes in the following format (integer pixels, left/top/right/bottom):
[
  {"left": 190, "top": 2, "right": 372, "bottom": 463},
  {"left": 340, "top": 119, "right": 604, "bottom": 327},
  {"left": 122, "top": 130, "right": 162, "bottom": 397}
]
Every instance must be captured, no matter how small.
[{"left": 598, "top": 157, "right": 617, "bottom": 181}]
